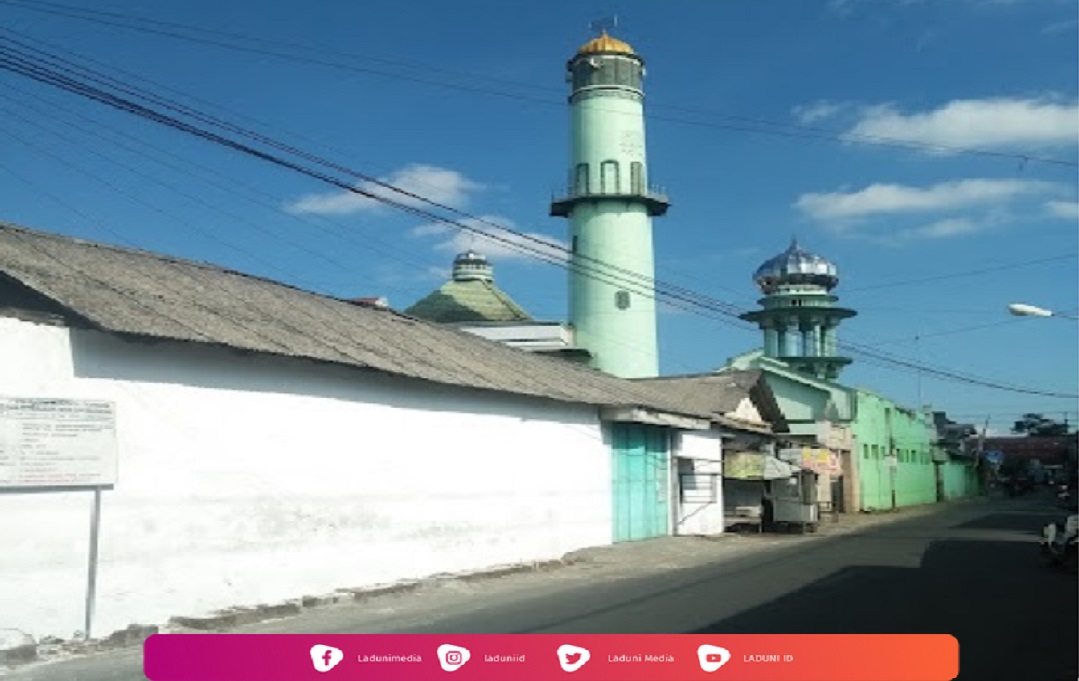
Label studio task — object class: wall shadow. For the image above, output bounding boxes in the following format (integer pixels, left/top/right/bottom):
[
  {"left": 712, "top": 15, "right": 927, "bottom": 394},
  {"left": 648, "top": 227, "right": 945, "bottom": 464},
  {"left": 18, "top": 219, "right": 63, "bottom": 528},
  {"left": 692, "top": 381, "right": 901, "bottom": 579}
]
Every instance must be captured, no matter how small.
[
  {"left": 955, "top": 511, "right": 1064, "bottom": 535},
  {"left": 689, "top": 538, "right": 1078, "bottom": 681}
]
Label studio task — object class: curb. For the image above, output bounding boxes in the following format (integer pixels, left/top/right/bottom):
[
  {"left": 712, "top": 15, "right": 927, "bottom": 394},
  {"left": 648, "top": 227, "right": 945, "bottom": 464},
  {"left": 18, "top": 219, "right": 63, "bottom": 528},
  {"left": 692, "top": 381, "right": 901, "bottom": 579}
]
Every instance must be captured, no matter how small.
[
  {"left": 0, "top": 644, "right": 36, "bottom": 667},
  {"left": 2, "top": 558, "right": 576, "bottom": 669},
  {"left": 167, "top": 557, "right": 576, "bottom": 632},
  {"left": 4, "top": 498, "right": 988, "bottom": 669}
]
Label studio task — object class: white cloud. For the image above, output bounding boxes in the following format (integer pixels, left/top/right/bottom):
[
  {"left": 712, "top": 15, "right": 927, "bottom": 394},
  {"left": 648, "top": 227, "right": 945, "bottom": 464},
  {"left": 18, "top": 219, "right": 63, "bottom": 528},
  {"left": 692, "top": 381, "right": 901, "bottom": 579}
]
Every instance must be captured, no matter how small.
[
  {"left": 844, "top": 98, "right": 1079, "bottom": 151},
  {"left": 792, "top": 100, "right": 847, "bottom": 124},
  {"left": 425, "top": 266, "right": 452, "bottom": 281},
  {"left": 795, "top": 178, "right": 1058, "bottom": 221},
  {"left": 1043, "top": 18, "right": 1079, "bottom": 33},
  {"left": 284, "top": 164, "right": 484, "bottom": 215},
  {"left": 410, "top": 222, "right": 452, "bottom": 237},
  {"left": 411, "top": 215, "right": 568, "bottom": 263},
  {"left": 1045, "top": 200, "right": 1079, "bottom": 220},
  {"left": 898, "top": 217, "right": 979, "bottom": 240}
]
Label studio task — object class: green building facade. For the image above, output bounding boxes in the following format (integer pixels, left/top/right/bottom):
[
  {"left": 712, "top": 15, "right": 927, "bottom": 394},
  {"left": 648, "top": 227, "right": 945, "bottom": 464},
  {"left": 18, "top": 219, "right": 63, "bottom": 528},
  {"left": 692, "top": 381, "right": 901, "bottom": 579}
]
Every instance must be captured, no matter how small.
[{"left": 850, "top": 389, "right": 938, "bottom": 511}]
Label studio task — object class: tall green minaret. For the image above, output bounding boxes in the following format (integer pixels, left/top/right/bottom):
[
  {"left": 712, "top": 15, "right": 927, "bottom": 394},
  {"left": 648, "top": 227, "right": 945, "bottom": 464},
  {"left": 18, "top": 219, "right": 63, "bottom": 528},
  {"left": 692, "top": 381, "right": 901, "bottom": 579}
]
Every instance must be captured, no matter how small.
[
  {"left": 740, "top": 239, "right": 857, "bottom": 381},
  {"left": 550, "top": 31, "right": 669, "bottom": 379}
]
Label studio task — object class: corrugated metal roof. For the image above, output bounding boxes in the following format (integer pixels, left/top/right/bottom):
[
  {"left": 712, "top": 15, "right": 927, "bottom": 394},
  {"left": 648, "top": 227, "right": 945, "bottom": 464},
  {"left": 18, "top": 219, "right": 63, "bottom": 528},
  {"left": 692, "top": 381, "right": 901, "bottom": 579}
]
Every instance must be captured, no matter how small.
[
  {"left": 0, "top": 222, "right": 712, "bottom": 420},
  {"left": 635, "top": 369, "right": 787, "bottom": 434}
]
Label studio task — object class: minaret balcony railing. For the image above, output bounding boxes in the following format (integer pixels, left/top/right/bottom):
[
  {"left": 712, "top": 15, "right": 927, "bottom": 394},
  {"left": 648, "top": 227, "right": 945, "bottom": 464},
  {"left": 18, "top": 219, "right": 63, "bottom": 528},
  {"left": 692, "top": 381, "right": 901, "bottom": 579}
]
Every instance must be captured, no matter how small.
[{"left": 550, "top": 184, "right": 670, "bottom": 217}]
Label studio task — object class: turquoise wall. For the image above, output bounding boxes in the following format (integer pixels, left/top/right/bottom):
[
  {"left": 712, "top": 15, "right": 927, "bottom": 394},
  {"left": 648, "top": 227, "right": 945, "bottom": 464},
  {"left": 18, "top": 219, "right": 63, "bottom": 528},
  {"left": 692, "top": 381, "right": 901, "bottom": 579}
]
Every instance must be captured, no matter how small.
[
  {"left": 769, "top": 378, "right": 830, "bottom": 422},
  {"left": 569, "top": 202, "right": 658, "bottom": 378},
  {"left": 731, "top": 353, "right": 854, "bottom": 423},
  {"left": 852, "top": 390, "right": 937, "bottom": 511},
  {"left": 940, "top": 461, "right": 979, "bottom": 500}
]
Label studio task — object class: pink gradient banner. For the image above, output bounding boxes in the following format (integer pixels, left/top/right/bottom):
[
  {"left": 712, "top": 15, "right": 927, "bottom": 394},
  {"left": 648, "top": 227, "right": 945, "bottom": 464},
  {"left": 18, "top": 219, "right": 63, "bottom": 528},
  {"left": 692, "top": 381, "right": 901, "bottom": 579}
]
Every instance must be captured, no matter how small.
[{"left": 143, "top": 633, "right": 958, "bottom": 681}]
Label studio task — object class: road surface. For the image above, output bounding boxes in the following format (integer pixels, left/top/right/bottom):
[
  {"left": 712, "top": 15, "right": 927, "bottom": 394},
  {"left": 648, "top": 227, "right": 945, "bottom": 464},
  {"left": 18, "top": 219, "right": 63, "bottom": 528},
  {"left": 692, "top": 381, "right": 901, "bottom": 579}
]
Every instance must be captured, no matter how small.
[{"left": 3, "top": 493, "right": 1075, "bottom": 680}]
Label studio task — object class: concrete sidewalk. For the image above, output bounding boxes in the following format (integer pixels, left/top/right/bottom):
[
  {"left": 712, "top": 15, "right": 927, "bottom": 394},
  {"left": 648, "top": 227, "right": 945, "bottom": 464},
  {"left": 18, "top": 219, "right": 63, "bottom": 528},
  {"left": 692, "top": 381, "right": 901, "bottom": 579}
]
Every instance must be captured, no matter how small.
[
  {"left": 565, "top": 495, "right": 986, "bottom": 567},
  {"left": 2, "top": 495, "right": 990, "bottom": 672}
]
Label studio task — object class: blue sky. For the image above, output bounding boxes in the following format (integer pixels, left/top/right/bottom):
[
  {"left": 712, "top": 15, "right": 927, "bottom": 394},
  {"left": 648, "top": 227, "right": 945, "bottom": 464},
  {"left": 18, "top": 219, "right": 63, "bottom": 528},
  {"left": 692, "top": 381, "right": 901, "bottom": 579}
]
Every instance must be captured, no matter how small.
[{"left": 0, "top": 0, "right": 1076, "bottom": 433}]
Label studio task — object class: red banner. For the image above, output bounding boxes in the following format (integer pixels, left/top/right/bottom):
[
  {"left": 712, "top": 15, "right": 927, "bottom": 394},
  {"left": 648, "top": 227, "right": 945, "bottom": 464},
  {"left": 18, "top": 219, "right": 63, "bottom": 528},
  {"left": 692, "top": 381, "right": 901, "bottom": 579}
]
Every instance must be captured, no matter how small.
[{"left": 143, "top": 633, "right": 958, "bottom": 680}]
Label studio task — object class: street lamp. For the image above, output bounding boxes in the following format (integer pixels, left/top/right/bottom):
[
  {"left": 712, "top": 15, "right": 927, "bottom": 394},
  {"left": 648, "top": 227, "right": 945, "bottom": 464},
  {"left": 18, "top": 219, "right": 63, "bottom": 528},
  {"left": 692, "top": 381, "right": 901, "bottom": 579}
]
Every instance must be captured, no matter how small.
[{"left": 1008, "top": 303, "right": 1078, "bottom": 320}]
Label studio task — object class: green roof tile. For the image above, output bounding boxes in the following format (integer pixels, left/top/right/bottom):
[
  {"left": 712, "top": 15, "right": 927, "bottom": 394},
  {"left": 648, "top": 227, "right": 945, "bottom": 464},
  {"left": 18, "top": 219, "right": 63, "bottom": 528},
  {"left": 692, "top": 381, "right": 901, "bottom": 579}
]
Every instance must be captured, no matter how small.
[{"left": 404, "top": 279, "right": 532, "bottom": 323}]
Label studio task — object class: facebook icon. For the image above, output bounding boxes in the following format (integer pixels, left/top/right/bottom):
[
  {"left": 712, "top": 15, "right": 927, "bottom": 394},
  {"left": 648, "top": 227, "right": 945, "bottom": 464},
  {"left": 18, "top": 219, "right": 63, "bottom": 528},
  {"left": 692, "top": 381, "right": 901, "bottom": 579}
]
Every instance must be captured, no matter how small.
[{"left": 310, "top": 645, "right": 344, "bottom": 673}]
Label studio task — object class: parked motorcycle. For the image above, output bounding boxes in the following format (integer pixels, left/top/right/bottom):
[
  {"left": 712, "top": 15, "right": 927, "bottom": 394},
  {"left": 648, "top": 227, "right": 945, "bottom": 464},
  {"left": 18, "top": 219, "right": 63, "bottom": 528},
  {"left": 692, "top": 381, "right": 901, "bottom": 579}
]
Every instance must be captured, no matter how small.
[{"left": 1040, "top": 514, "right": 1078, "bottom": 572}]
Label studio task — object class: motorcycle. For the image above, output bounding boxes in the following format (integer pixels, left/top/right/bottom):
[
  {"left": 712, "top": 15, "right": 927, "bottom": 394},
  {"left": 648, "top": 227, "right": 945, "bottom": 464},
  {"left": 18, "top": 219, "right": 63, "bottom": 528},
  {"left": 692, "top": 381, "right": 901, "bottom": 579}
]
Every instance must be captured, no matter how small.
[
  {"left": 1056, "top": 484, "right": 1078, "bottom": 511},
  {"left": 1040, "top": 514, "right": 1078, "bottom": 572}
]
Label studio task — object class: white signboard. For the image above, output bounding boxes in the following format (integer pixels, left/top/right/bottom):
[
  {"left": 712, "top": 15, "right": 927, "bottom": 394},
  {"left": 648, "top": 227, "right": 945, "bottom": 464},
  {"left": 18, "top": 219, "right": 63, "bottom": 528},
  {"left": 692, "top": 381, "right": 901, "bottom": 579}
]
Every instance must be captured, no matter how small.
[{"left": 0, "top": 398, "right": 117, "bottom": 489}]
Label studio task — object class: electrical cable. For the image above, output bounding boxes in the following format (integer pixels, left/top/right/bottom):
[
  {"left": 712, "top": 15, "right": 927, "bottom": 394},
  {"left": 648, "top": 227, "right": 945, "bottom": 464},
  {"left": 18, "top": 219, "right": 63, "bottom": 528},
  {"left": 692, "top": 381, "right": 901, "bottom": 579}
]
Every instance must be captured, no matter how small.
[
  {"left": 847, "top": 254, "right": 1079, "bottom": 292},
  {"left": 2, "top": 0, "right": 1076, "bottom": 169},
  {"left": 1, "top": 35, "right": 1075, "bottom": 399}
]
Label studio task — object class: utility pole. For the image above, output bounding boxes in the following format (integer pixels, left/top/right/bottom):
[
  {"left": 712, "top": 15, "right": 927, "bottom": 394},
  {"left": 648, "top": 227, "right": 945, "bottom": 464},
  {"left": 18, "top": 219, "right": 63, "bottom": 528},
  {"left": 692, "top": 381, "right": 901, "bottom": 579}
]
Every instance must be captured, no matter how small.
[{"left": 977, "top": 416, "right": 989, "bottom": 495}]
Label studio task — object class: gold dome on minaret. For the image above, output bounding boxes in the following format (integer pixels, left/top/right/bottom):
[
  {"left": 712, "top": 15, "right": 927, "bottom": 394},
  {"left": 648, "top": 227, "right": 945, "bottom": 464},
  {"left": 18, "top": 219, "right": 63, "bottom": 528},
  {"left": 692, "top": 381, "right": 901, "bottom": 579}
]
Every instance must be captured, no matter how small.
[{"left": 577, "top": 31, "right": 636, "bottom": 56}]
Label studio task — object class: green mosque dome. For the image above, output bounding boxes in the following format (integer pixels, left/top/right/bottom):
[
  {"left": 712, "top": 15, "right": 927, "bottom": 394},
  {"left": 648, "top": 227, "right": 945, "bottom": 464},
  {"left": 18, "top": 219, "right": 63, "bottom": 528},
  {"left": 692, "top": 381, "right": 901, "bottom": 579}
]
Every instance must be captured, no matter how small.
[{"left": 404, "top": 251, "right": 532, "bottom": 324}]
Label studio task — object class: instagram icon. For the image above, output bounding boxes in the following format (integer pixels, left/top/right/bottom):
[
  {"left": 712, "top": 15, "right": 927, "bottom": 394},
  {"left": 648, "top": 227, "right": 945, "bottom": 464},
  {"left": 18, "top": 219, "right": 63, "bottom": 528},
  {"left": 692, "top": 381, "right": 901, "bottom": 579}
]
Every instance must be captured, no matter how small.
[{"left": 437, "top": 644, "right": 471, "bottom": 672}]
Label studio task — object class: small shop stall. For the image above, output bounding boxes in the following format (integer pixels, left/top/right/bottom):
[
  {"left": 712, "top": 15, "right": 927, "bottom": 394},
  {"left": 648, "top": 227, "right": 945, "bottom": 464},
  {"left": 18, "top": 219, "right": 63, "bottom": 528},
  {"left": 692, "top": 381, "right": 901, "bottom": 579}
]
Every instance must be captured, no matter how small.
[{"left": 723, "top": 452, "right": 820, "bottom": 533}]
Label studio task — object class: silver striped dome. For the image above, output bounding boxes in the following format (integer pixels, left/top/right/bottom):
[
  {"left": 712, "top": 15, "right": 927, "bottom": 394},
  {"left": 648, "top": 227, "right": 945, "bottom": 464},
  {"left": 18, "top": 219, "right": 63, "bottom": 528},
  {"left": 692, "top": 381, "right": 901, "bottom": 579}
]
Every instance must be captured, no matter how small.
[{"left": 753, "top": 239, "right": 838, "bottom": 293}]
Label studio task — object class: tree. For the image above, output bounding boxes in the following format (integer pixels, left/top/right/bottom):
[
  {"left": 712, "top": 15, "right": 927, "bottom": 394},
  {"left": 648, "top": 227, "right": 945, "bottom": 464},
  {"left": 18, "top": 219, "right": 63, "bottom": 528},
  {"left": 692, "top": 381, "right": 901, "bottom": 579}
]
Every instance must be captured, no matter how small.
[{"left": 1011, "top": 413, "right": 1071, "bottom": 437}]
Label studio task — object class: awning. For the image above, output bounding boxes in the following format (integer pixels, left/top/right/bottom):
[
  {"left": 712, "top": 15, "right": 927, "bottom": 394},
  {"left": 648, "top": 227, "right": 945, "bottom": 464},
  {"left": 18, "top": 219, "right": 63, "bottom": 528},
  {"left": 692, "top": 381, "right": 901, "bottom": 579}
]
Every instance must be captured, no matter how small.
[
  {"left": 724, "top": 452, "right": 801, "bottom": 480},
  {"left": 600, "top": 406, "right": 711, "bottom": 431}
]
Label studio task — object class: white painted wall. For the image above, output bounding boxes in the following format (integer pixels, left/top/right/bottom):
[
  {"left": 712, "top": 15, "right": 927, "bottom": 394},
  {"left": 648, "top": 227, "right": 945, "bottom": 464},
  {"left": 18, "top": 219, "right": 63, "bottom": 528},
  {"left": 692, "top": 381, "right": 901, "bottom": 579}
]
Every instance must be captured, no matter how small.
[
  {"left": 459, "top": 323, "right": 574, "bottom": 347},
  {"left": 673, "top": 432, "right": 724, "bottom": 536},
  {"left": 728, "top": 397, "right": 764, "bottom": 425},
  {"left": 0, "top": 317, "right": 613, "bottom": 641}
]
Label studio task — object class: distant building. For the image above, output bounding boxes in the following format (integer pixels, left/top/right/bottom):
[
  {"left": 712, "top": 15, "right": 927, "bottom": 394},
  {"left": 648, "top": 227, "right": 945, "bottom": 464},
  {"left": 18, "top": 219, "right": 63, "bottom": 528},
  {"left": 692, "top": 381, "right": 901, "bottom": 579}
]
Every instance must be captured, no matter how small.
[{"left": 968, "top": 434, "right": 1078, "bottom": 469}]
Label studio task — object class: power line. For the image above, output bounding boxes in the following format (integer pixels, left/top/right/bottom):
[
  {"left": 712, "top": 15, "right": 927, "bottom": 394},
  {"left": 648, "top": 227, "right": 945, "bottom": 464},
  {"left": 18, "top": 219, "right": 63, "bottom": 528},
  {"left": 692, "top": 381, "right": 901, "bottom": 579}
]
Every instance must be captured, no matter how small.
[
  {"left": 0, "top": 83, "right": 441, "bottom": 302},
  {"left": 854, "top": 318, "right": 1040, "bottom": 348},
  {"left": 0, "top": 28, "right": 763, "bottom": 311},
  {"left": 846, "top": 254, "right": 1079, "bottom": 292},
  {"left": 0, "top": 94, "right": 708, "bottom": 377},
  {"left": 2, "top": 0, "right": 1077, "bottom": 169},
  {"left": 2, "top": 26, "right": 1073, "bottom": 314},
  {"left": 1, "top": 34, "right": 1070, "bottom": 399},
  {"left": 1, "top": 35, "right": 1075, "bottom": 400}
]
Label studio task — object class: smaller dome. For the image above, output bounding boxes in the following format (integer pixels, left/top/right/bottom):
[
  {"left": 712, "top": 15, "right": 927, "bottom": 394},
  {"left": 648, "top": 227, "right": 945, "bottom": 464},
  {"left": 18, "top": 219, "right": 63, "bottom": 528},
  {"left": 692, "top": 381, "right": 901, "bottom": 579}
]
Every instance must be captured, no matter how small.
[
  {"left": 577, "top": 31, "right": 636, "bottom": 56},
  {"left": 753, "top": 239, "right": 839, "bottom": 293},
  {"left": 452, "top": 250, "right": 493, "bottom": 283}
]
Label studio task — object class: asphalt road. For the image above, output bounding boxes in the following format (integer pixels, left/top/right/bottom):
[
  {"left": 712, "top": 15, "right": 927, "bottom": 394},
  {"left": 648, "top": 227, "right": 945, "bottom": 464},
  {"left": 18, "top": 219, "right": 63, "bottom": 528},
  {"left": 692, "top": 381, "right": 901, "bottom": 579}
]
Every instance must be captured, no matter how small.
[{"left": 4, "top": 494, "right": 1076, "bottom": 681}]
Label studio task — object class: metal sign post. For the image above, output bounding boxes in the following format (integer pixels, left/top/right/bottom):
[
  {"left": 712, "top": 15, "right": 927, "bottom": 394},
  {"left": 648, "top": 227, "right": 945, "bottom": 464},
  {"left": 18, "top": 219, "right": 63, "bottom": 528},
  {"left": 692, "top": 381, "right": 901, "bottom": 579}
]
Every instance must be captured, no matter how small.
[
  {"left": 889, "top": 453, "right": 897, "bottom": 511},
  {"left": 0, "top": 397, "right": 117, "bottom": 642},
  {"left": 85, "top": 487, "right": 102, "bottom": 640}
]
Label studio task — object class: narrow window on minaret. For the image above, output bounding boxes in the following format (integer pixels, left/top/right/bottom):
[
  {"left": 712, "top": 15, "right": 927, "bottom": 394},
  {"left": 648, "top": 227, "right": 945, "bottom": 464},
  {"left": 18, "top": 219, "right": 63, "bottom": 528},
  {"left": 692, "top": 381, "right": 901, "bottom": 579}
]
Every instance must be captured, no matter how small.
[
  {"left": 601, "top": 160, "right": 619, "bottom": 194},
  {"left": 630, "top": 162, "right": 643, "bottom": 194},
  {"left": 615, "top": 291, "right": 631, "bottom": 310},
  {"left": 575, "top": 163, "right": 589, "bottom": 194}
]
